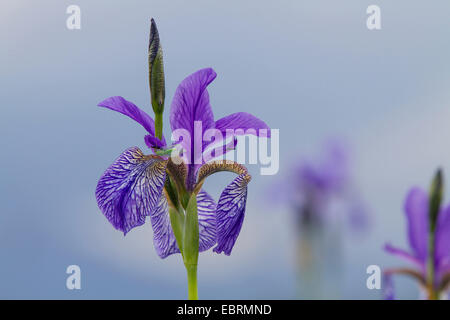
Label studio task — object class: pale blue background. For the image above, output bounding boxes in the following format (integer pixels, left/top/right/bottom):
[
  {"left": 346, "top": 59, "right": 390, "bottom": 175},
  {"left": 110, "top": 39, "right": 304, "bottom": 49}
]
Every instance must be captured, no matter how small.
[{"left": 1, "top": 0, "right": 450, "bottom": 299}]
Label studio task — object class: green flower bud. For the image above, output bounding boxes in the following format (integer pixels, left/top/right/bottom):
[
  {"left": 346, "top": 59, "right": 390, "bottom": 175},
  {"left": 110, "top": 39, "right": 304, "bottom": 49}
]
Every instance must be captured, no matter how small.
[
  {"left": 149, "top": 19, "right": 165, "bottom": 114},
  {"left": 149, "top": 18, "right": 165, "bottom": 139},
  {"left": 429, "top": 168, "right": 443, "bottom": 232}
]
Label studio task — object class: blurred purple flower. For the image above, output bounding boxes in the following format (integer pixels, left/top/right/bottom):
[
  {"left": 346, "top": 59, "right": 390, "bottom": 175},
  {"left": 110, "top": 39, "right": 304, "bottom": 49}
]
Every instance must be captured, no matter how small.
[
  {"left": 384, "top": 187, "right": 450, "bottom": 299},
  {"left": 275, "top": 140, "right": 368, "bottom": 230},
  {"left": 382, "top": 273, "right": 395, "bottom": 300}
]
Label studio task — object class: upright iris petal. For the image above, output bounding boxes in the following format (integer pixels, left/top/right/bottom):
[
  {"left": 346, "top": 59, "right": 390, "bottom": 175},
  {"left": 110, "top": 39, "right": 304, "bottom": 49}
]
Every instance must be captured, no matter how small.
[
  {"left": 95, "top": 147, "right": 167, "bottom": 234},
  {"left": 170, "top": 68, "right": 216, "bottom": 138},
  {"left": 384, "top": 181, "right": 450, "bottom": 299}
]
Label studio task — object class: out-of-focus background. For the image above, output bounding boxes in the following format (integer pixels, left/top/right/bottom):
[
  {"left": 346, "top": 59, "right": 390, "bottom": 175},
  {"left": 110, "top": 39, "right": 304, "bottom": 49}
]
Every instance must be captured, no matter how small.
[{"left": 1, "top": 0, "right": 450, "bottom": 299}]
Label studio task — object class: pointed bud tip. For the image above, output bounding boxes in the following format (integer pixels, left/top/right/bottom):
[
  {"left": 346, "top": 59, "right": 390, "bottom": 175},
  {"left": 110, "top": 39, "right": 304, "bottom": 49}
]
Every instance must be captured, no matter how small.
[
  {"left": 429, "top": 168, "right": 444, "bottom": 231},
  {"left": 436, "top": 167, "right": 443, "bottom": 180},
  {"left": 149, "top": 18, "right": 160, "bottom": 55},
  {"left": 148, "top": 18, "right": 165, "bottom": 115}
]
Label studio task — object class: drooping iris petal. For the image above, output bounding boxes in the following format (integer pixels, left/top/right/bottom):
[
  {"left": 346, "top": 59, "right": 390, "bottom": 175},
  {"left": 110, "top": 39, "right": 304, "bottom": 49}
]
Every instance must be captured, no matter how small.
[
  {"left": 213, "top": 173, "right": 251, "bottom": 255},
  {"left": 384, "top": 243, "right": 425, "bottom": 271},
  {"left": 98, "top": 96, "right": 165, "bottom": 146},
  {"left": 197, "top": 190, "right": 218, "bottom": 251},
  {"left": 95, "top": 147, "right": 167, "bottom": 235},
  {"left": 150, "top": 194, "right": 180, "bottom": 258},
  {"left": 404, "top": 187, "right": 429, "bottom": 262},
  {"left": 435, "top": 204, "right": 450, "bottom": 273},
  {"left": 150, "top": 189, "right": 217, "bottom": 258},
  {"left": 215, "top": 112, "right": 271, "bottom": 138}
]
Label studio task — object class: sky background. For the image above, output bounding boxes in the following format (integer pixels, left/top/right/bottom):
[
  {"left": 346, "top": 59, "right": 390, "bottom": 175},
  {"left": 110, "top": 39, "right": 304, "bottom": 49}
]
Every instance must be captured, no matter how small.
[{"left": 1, "top": 0, "right": 450, "bottom": 299}]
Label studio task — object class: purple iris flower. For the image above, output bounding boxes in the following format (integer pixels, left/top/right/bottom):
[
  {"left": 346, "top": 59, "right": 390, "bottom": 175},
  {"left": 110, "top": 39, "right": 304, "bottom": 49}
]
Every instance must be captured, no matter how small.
[
  {"left": 96, "top": 68, "right": 270, "bottom": 257},
  {"left": 279, "top": 140, "right": 368, "bottom": 230},
  {"left": 384, "top": 177, "right": 450, "bottom": 299},
  {"left": 95, "top": 20, "right": 271, "bottom": 300}
]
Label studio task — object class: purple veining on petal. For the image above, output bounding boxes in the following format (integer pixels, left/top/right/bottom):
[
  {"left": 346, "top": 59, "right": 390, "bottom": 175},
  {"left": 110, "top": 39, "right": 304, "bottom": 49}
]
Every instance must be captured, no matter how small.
[
  {"left": 95, "top": 147, "right": 166, "bottom": 235},
  {"left": 404, "top": 187, "right": 429, "bottom": 263},
  {"left": 150, "top": 189, "right": 217, "bottom": 258},
  {"left": 197, "top": 190, "right": 218, "bottom": 252},
  {"left": 213, "top": 174, "right": 250, "bottom": 255},
  {"left": 151, "top": 194, "right": 180, "bottom": 258},
  {"left": 170, "top": 68, "right": 216, "bottom": 138}
]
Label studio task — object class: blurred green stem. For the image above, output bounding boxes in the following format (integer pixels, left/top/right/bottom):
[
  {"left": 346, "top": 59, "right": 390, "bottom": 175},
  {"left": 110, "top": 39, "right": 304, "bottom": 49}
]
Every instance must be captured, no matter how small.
[{"left": 427, "top": 232, "right": 437, "bottom": 299}]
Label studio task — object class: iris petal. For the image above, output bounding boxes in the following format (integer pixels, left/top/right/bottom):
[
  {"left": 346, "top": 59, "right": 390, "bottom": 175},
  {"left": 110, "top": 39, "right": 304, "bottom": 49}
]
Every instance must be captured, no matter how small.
[
  {"left": 169, "top": 68, "right": 217, "bottom": 185},
  {"left": 151, "top": 189, "right": 217, "bottom": 258},
  {"left": 170, "top": 68, "right": 216, "bottom": 136},
  {"left": 197, "top": 190, "right": 217, "bottom": 252},
  {"left": 98, "top": 96, "right": 166, "bottom": 147},
  {"left": 384, "top": 243, "right": 425, "bottom": 271},
  {"left": 404, "top": 187, "right": 429, "bottom": 263},
  {"left": 215, "top": 112, "right": 271, "bottom": 138},
  {"left": 203, "top": 112, "right": 270, "bottom": 155},
  {"left": 435, "top": 204, "right": 450, "bottom": 274},
  {"left": 213, "top": 173, "right": 251, "bottom": 255},
  {"left": 95, "top": 147, "right": 167, "bottom": 235},
  {"left": 150, "top": 194, "right": 180, "bottom": 258}
]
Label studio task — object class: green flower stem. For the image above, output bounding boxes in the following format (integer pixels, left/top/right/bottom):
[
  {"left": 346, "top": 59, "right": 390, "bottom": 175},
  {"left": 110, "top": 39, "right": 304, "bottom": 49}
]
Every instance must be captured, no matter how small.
[
  {"left": 185, "top": 263, "right": 198, "bottom": 300},
  {"left": 427, "top": 231, "right": 437, "bottom": 300},
  {"left": 168, "top": 191, "right": 200, "bottom": 300},
  {"left": 427, "top": 169, "right": 443, "bottom": 300},
  {"left": 154, "top": 112, "right": 163, "bottom": 141},
  {"left": 183, "top": 193, "right": 200, "bottom": 300}
]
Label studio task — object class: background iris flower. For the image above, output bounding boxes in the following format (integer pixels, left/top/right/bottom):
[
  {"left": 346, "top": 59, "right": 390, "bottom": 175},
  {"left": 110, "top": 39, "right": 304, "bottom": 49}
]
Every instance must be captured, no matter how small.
[
  {"left": 269, "top": 140, "right": 369, "bottom": 298},
  {"left": 270, "top": 140, "right": 368, "bottom": 231},
  {"left": 291, "top": 140, "right": 367, "bottom": 229},
  {"left": 94, "top": 20, "right": 270, "bottom": 299},
  {"left": 384, "top": 170, "right": 450, "bottom": 299}
]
